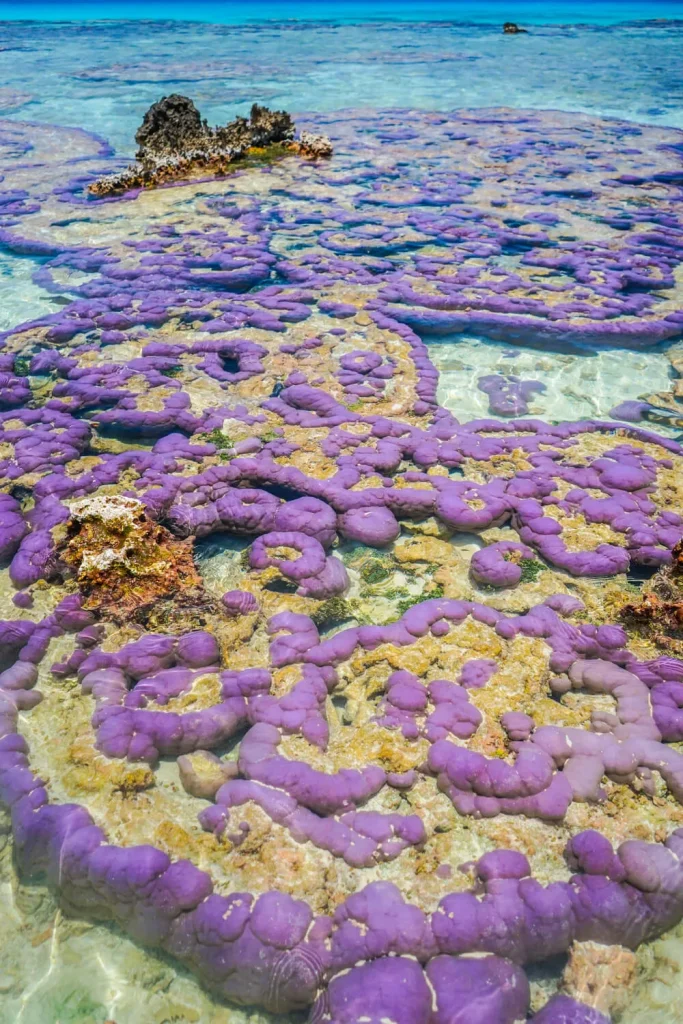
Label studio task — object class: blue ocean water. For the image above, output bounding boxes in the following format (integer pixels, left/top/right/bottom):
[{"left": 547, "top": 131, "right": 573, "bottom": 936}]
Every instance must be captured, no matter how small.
[
  {"left": 0, "top": 6, "right": 682, "bottom": 159},
  {"left": 0, "top": 4, "right": 680, "bottom": 384},
  {"left": 2, "top": 0, "right": 683, "bottom": 24}
]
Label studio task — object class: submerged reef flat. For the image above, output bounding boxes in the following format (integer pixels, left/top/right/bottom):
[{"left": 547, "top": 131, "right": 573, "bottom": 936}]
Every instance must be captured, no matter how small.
[
  {"left": 1, "top": 107, "right": 683, "bottom": 348},
  {"left": 1, "top": 106, "right": 683, "bottom": 1022}
]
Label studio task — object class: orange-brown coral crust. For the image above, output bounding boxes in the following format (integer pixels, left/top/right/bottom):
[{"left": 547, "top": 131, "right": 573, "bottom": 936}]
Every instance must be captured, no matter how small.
[{"left": 57, "top": 496, "right": 205, "bottom": 624}]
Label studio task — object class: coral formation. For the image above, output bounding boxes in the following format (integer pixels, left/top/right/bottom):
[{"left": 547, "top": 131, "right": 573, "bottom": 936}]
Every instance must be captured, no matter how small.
[
  {"left": 621, "top": 539, "right": 683, "bottom": 652},
  {"left": 54, "top": 495, "right": 206, "bottom": 624},
  {"left": 1, "top": 104, "right": 683, "bottom": 1021},
  {"left": 478, "top": 373, "right": 546, "bottom": 417},
  {"left": 88, "top": 94, "right": 332, "bottom": 196}
]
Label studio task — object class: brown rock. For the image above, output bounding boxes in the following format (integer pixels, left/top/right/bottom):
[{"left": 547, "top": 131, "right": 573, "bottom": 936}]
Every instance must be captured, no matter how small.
[
  {"left": 54, "top": 494, "right": 207, "bottom": 625},
  {"left": 295, "top": 131, "right": 334, "bottom": 159},
  {"left": 621, "top": 539, "right": 683, "bottom": 650},
  {"left": 89, "top": 95, "right": 297, "bottom": 196}
]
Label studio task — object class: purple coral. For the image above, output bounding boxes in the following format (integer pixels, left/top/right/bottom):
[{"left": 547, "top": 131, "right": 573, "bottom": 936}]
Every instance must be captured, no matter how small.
[
  {"left": 310, "top": 957, "right": 432, "bottom": 1023},
  {"left": 249, "top": 531, "right": 349, "bottom": 598},
  {"left": 531, "top": 996, "right": 611, "bottom": 1023},
  {"left": 0, "top": 106, "right": 682, "bottom": 1024},
  {"left": 339, "top": 506, "right": 400, "bottom": 546},
  {"left": 222, "top": 589, "right": 259, "bottom": 616},
  {"left": 470, "top": 540, "right": 536, "bottom": 588},
  {"left": 478, "top": 373, "right": 546, "bottom": 417}
]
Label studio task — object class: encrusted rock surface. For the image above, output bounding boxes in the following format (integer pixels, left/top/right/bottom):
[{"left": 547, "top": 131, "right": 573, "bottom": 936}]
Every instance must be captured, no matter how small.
[
  {"left": 621, "top": 539, "right": 683, "bottom": 655},
  {"left": 53, "top": 494, "right": 206, "bottom": 625},
  {"left": 88, "top": 95, "right": 331, "bottom": 196},
  {"left": 0, "top": 105, "right": 683, "bottom": 1021},
  {"left": 561, "top": 940, "right": 638, "bottom": 1019}
]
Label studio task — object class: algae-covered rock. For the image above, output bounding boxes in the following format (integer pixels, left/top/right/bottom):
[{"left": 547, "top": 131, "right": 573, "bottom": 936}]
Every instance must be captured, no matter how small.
[
  {"left": 56, "top": 495, "right": 205, "bottom": 624},
  {"left": 89, "top": 95, "right": 330, "bottom": 196}
]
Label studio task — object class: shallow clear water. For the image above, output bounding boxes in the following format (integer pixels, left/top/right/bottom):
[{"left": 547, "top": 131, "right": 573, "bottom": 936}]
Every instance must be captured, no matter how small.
[
  {"left": 0, "top": 10, "right": 683, "bottom": 155},
  {"left": 1, "top": 8, "right": 682, "bottom": 336},
  {"left": 432, "top": 336, "right": 677, "bottom": 429},
  {"left": 1, "top": 4, "right": 683, "bottom": 1023}
]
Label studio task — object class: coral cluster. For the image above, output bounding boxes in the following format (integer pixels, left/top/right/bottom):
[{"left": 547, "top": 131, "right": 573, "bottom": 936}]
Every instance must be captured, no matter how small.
[
  {"left": 1, "top": 105, "right": 683, "bottom": 1020},
  {"left": 478, "top": 373, "right": 547, "bottom": 417}
]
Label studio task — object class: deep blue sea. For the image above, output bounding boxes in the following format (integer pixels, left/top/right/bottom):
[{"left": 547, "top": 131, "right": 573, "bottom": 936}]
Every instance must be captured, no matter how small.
[{"left": 2, "top": 0, "right": 683, "bottom": 24}]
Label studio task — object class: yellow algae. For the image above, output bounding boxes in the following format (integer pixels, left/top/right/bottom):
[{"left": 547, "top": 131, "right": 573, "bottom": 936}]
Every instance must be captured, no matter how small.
[
  {"left": 543, "top": 505, "right": 628, "bottom": 551},
  {"left": 160, "top": 673, "right": 223, "bottom": 714}
]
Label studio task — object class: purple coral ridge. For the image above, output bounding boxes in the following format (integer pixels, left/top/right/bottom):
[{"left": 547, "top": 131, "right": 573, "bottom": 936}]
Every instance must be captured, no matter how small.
[
  {"left": 309, "top": 953, "right": 530, "bottom": 1024},
  {"left": 609, "top": 400, "right": 652, "bottom": 423},
  {"left": 531, "top": 996, "right": 611, "bottom": 1023},
  {"left": 249, "top": 531, "right": 349, "bottom": 598},
  {"left": 470, "top": 541, "right": 536, "bottom": 588},
  {"left": 1, "top": 105, "right": 683, "bottom": 1020},
  {"left": 3, "top": 593, "right": 683, "bottom": 1013}
]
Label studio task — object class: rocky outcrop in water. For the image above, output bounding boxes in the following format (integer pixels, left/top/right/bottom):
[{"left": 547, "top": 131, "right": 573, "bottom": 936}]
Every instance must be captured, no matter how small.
[
  {"left": 622, "top": 539, "right": 683, "bottom": 654},
  {"left": 134, "top": 93, "right": 210, "bottom": 162},
  {"left": 89, "top": 94, "right": 330, "bottom": 196}
]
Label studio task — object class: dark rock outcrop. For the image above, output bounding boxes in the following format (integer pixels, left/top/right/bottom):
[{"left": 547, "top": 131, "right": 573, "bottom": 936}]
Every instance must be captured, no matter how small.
[
  {"left": 89, "top": 95, "right": 325, "bottom": 196},
  {"left": 135, "top": 93, "right": 207, "bottom": 162}
]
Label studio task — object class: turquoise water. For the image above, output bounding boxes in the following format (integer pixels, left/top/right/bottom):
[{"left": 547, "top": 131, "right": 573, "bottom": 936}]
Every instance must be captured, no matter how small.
[
  {"left": 0, "top": 11, "right": 682, "bottom": 161},
  {"left": 2, "top": 0, "right": 683, "bottom": 24},
  {"left": 0, "top": 6, "right": 680, "bottom": 412}
]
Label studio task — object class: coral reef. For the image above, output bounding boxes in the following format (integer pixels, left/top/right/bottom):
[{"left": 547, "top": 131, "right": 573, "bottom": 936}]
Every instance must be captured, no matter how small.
[
  {"left": 1, "top": 105, "right": 683, "bottom": 1021},
  {"left": 478, "top": 373, "right": 546, "bottom": 417},
  {"left": 88, "top": 95, "right": 332, "bottom": 196},
  {"left": 470, "top": 540, "right": 537, "bottom": 588}
]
